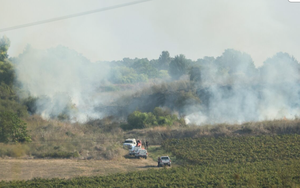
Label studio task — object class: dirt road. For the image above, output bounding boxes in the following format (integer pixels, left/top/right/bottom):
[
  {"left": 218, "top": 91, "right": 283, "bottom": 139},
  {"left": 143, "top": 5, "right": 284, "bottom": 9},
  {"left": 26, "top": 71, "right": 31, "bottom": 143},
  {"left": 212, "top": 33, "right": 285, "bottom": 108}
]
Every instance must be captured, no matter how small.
[{"left": 0, "top": 157, "right": 158, "bottom": 181}]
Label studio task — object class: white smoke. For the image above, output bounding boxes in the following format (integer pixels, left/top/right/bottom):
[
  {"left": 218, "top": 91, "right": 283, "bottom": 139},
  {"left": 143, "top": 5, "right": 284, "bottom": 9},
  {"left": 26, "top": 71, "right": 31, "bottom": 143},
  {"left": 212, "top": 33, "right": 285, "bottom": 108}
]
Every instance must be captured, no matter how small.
[
  {"left": 185, "top": 51, "right": 300, "bottom": 125},
  {"left": 14, "top": 46, "right": 300, "bottom": 126},
  {"left": 15, "top": 45, "right": 111, "bottom": 122}
]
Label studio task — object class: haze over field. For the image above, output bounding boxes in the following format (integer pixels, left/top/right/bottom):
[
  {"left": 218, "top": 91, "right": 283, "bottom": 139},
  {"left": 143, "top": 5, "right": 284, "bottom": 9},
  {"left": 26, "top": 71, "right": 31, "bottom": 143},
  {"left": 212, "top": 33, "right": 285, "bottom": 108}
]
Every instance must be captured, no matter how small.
[{"left": 1, "top": 0, "right": 300, "bottom": 125}]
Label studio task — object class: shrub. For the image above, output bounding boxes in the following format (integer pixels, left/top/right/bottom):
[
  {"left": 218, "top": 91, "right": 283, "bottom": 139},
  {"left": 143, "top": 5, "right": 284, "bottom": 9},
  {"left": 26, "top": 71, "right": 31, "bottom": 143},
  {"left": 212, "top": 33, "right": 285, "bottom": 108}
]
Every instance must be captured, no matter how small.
[
  {"left": 124, "top": 107, "right": 182, "bottom": 130},
  {"left": 0, "top": 111, "right": 31, "bottom": 143},
  {"left": 0, "top": 143, "right": 30, "bottom": 157}
]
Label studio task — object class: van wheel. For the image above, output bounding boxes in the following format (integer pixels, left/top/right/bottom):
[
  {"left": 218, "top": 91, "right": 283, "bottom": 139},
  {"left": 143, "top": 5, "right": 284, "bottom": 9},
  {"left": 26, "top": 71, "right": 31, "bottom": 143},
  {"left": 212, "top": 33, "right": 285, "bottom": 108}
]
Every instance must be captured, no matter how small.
[{"left": 145, "top": 156, "right": 147, "bottom": 159}]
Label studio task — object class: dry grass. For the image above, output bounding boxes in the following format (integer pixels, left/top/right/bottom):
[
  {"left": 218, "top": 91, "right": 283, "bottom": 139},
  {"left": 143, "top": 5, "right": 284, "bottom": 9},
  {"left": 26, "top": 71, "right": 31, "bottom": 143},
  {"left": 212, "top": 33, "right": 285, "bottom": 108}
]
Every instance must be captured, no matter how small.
[
  {"left": 19, "top": 115, "right": 126, "bottom": 160},
  {"left": 0, "top": 157, "right": 158, "bottom": 181},
  {"left": 3, "top": 114, "right": 300, "bottom": 159},
  {"left": 126, "top": 118, "right": 300, "bottom": 145}
]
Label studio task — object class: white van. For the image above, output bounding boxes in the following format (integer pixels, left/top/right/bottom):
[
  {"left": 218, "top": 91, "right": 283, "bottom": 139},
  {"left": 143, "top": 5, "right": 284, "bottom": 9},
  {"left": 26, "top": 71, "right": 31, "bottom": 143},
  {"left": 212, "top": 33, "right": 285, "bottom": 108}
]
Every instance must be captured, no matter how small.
[{"left": 135, "top": 149, "right": 148, "bottom": 159}]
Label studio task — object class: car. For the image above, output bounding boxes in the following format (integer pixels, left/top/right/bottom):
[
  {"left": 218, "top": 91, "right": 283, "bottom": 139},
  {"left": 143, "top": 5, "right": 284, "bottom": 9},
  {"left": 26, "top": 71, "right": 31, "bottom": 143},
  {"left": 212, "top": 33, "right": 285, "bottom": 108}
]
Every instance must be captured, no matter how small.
[
  {"left": 135, "top": 149, "right": 148, "bottom": 159},
  {"left": 158, "top": 156, "right": 171, "bottom": 167}
]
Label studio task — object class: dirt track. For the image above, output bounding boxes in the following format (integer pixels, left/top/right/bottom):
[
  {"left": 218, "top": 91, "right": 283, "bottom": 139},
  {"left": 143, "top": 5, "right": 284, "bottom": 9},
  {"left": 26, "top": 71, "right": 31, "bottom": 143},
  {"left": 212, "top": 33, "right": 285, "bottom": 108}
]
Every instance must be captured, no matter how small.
[{"left": 0, "top": 157, "right": 158, "bottom": 181}]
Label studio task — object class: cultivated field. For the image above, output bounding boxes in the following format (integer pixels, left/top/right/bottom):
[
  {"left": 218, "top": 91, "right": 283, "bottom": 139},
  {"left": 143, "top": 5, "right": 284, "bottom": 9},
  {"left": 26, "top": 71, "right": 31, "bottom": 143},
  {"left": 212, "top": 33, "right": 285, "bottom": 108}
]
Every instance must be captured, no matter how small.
[{"left": 2, "top": 134, "right": 300, "bottom": 187}]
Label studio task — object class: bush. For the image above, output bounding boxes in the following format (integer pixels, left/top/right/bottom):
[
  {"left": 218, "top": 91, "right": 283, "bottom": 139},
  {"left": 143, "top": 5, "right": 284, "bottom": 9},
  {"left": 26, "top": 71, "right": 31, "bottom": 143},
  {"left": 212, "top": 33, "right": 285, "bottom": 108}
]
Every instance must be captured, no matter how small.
[
  {"left": 124, "top": 107, "right": 182, "bottom": 130},
  {"left": 0, "top": 111, "right": 31, "bottom": 143},
  {"left": 0, "top": 143, "right": 30, "bottom": 157}
]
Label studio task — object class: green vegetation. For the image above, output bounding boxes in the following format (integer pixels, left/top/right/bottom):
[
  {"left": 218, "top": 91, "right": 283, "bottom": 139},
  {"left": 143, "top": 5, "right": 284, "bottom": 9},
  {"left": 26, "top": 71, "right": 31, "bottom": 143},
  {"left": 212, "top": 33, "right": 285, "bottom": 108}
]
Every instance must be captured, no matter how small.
[
  {"left": 147, "top": 145, "right": 181, "bottom": 165},
  {"left": 0, "top": 111, "right": 31, "bottom": 143},
  {"left": 162, "top": 135, "right": 300, "bottom": 165},
  {"left": 168, "top": 54, "right": 190, "bottom": 80},
  {"left": 121, "top": 107, "right": 185, "bottom": 130}
]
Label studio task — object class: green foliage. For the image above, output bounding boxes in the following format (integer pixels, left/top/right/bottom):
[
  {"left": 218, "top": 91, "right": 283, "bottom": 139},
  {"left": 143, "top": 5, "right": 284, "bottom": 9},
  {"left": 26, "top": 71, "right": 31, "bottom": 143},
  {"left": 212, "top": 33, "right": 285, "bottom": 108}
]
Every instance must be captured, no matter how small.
[
  {"left": 168, "top": 54, "right": 189, "bottom": 80},
  {"left": 21, "top": 96, "right": 38, "bottom": 114},
  {"left": 109, "top": 67, "right": 148, "bottom": 84},
  {"left": 0, "top": 143, "right": 30, "bottom": 157},
  {"left": 158, "top": 70, "right": 170, "bottom": 79},
  {"left": 0, "top": 36, "right": 10, "bottom": 61},
  {"left": 162, "top": 135, "right": 300, "bottom": 165},
  {"left": 0, "top": 111, "right": 31, "bottom": 143},
  {"left": 0, "top": 36, "right": 14, "bottom": 87},
  {"left": 126, "top": 111, "right": 149, "bottom": 129},
  {"left": 0, "top": 61, "right": 15, "bottom": 86},
  {"left": 0, "top": 82, "right": 28, "bottom": 117},
  {"left": 0, "top": 98, "right": 28, "bottom": 118},
  {"left": 131, "top": 58, "right": 159, "bottom": 78},
  {"left": 215, "top": 49, "right": 256, "bottom": 76},
  {"left": 175, "top": 91, "right": 201, "bottom": 109},
  {"left": 124, "top": 107, "right": 180, "bottom": 130},
  {"left": 0, "top": 82, "right": 15, "bottom": 100}
]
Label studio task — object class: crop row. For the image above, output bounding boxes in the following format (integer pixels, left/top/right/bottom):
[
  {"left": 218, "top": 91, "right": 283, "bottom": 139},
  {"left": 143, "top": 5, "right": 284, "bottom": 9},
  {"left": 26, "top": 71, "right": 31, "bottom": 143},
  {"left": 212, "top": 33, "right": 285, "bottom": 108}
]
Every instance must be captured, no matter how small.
[{"left": 162, "top": 134, "right": 300, "bottom": 165}]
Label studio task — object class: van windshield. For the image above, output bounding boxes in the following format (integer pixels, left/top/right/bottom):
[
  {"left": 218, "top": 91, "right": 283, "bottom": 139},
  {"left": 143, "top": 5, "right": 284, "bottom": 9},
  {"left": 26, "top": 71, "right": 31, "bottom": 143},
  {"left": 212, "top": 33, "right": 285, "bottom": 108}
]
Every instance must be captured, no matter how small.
[
  {"left": 124, "top": 140, "right": 133, "bottom": 143},
  {"left": 161, "top": 157, "right": 169, "bottom": 160}
]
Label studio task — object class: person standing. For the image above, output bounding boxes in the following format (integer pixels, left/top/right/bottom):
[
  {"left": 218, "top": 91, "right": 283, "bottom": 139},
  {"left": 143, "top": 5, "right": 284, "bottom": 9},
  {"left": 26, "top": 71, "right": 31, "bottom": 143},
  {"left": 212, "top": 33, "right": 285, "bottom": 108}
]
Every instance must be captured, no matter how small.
[{"left": 146, "top": 140, "right": 149, "bottom": 149}]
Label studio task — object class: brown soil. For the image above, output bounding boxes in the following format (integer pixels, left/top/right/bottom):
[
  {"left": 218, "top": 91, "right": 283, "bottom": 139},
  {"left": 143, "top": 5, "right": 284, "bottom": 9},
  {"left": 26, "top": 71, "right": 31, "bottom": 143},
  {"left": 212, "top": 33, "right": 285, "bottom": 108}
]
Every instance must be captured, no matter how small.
[{"left": 0, "top": 157, "right": 157, "bottom": 181}]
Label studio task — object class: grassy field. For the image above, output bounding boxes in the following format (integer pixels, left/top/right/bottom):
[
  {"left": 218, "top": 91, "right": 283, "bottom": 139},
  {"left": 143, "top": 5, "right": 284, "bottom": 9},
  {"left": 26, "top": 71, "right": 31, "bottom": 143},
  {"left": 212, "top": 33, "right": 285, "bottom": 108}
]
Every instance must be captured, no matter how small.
[{"left": 2, "top": 134, "right": 300, "bottom": 187}]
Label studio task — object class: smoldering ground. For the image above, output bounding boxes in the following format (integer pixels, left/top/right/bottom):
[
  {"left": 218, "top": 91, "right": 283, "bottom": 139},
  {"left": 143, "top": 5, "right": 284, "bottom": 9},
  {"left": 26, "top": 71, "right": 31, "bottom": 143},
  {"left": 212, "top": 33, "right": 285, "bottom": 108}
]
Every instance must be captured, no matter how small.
[{"left": 13, "top": 46, "right": 300, "bottom": 125}]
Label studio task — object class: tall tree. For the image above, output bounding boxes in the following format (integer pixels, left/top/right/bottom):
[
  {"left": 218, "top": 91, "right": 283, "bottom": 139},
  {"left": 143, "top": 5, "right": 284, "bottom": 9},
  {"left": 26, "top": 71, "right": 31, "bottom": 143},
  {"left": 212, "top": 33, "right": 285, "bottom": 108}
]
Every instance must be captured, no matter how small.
[
  {"left": 168, "top": 54, "right": 189, "bottom": 80},
  {"left": 214, "top": 49, "right": 256, "bottom": 77},
  {"left": 157, "top": 51, "right": 171, "bottom": 70},
  {"left": 0, "top": 36, "right": 14, "bottom": 86}
]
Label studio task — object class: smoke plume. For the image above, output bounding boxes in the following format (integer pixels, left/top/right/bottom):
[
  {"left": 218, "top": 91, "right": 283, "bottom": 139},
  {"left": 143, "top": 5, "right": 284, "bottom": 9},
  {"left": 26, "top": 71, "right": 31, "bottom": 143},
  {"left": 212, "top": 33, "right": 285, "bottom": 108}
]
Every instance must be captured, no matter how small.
[
  {"left": 184, "top": 50, "right": 300, "bottom": 125},
  {"left": 15, "top": 45, "right": 111, "bottom": 122}
]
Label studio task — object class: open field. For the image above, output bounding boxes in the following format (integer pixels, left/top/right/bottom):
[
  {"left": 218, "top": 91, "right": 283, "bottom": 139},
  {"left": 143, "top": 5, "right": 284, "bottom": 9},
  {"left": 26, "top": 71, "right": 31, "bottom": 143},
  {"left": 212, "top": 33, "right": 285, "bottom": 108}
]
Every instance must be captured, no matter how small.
[
  {"left": 0, "top": 157, "right": 158, "bottom": 181},
  {"left": 2, "top": 134, "right": 300, "bottom": 187}
]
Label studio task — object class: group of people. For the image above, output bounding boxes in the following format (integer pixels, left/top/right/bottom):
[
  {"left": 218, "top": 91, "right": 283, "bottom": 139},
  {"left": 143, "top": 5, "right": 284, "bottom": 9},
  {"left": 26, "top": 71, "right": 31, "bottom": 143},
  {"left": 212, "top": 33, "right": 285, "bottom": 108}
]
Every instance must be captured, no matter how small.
[{"left": 136, "top": 140, "right": 149, "bottom": 149}]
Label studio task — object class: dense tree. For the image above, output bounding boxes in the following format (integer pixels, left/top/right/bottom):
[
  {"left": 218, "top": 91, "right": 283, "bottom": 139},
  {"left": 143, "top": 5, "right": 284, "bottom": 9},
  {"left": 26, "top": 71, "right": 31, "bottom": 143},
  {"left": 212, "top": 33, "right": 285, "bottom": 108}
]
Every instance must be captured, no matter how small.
[
  {"left": 108, "top": 67, "right": 148, "bottom": 84},
  {"left": 0, "top": 36, "right": 14, "bottom": 86},
  {"left": 131, "top": 58, "right": 159, "bottom": 78},
  {"left": 0, "top": 111, "right": 31, "bottom": 143},
  {"left": 157, "top": 51, "right": 171, "bottom": 70},
  {"left": 214, "top": 49, "right": 256, "bottom": 77},
  {"left": 168, "top": 55, "right": 189, "bottom": 80}
]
